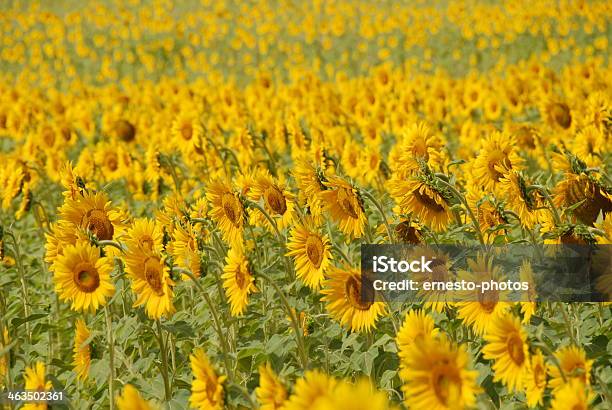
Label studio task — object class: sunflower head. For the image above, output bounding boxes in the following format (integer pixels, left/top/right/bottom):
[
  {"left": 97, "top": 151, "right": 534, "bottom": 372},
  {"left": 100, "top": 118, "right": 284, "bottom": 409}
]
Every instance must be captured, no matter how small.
[{"left": 190, "top": 348, "right": 226, "bottom": 410}]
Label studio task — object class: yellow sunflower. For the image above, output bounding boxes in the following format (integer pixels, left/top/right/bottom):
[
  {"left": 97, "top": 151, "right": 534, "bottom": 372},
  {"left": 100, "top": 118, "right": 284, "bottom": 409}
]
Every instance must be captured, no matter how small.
[
  {"left": 72, "top": 319, "right": 91, "bottom": 381},
  {"left": 399, "top": 335, "right": 480, "bottom": 410},
  {"left": 116, "top": 384, "right": 157, "bottom": 410},
  {"left": 206, "top": 179, "right": 245, "bottom": 245},
  {"left": 319, "top": 176, "right": 367, "bottom": 238},
  {"left": 548, "top": 345, "right": 593, "bottom": 391},
  {"left": 396, "top": 309, "right": 439, "bottom": 355},
  {"left": 387, "top": 178, "right": 452, "bottom": 232},
  {"left": 248, "top": 171, "right": 296, "bottom": 231},
  {"left": 456, "top": 255, "right": 510, "bottom": 336},
  {"left": 190, "top": 348, "right": 226, "bottom": 410},
  {"left": 124, "top": 218, "right": 163, "bottom": 255},
  {"left": 170, "top": 223, "right": 202, "bottom": 278},
  {"left": 171, "top": 109, "right": 204, "bottom": 154},
  {"left": 59, "top": 190, "right": 125, "bottom": 242},
  {"left": 553, "top": 172, "right": 612, "bottom": 226},
  {"left": 283, "top": 370, "right": 337, "bottom": 410},
  {"left": 125, "top": 249, "right": 175, "bottom": 319},
  {"left": 22, "top": 362, "right": 52, "bottom": 410},
  {"left": 482, "top": 313, "right": 529, "bottom": 392},
  {"left": 523, "top": 350, "right": 547, "bottom": 408},
  {"left": 53, "top": 241, "right": 115, "bottom": 313},
  {"left": 291, "top": 158, "right": 327, "bottom": 220},
  {"left": 394, "top": 121, "right": 444, "bottom": 176},
  {"left": 286, "top": 220, "right": 331, "bottom": 290},
  {"left": 0, "top": 327, "right": 9, "bottom": 387},
  {"left": 222, "top": 246, "right": 257, "bottom": 316},
  {"left": 473, "top": 132, "right": 523, "bottom": 192},
  {"left": 311, "top": 378, "right": 394, "bottom": 410},
  {"left": 550, "top": 380, "right": 595, "bottom": 410},
  {"left": 320, "top": 265, "right": 386, "bottom": 332},
  {"left": 541, "top": 97, "right": 573, "bottom": 131},
  {"left": 256, "top": 363, "right": 287, "bottom": 410},
  {"left": 519, "top": 260, "right": 537, "bottom": 324}
]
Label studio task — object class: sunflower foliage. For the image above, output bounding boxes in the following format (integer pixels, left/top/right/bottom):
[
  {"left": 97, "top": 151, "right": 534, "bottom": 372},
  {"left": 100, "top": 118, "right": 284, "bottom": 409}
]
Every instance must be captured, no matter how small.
[{"left": 0, "top": 1, "right": 612, "bottom": 410}]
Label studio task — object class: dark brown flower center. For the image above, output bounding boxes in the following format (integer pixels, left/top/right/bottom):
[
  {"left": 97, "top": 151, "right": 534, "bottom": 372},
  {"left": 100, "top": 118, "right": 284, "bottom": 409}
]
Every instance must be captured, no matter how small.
[
  {"left": 414, "top": 188, "right": 446, "bottom": 213},
  {"left": 337, "top": 187, "right": 359, "bottom": 219},
  {"left": 478, "top": 288, "right": 499, "bottom": 313},
  {"left": 73, "top": 262, "right": 100, "bottom": 293},
  {"left": 507, "top": 334, "right": 525, "bottom": 365},
  {"left": 345, "top": 275, "right": 373, "bottom": 310},
  {"left": 115, "top": 119, "right": 135, "bottom": 142},
  {"left": 305, "top": 234, "right": 324, "bottom": 268},
  {"left": 144, "top": 257, "right": 165, "bottom": 296},
  {"left": 431, "top": 366, "right": 462, "bottom": 405},
  {"left": 264, "top": 185, "right": 287, "bottom": 215},
  {"left": 221, "top": 192, "right": 242, "bottom": 227},
  {"left": 83, "top": 209, "right": 114, "bottom": 240},
  {"left": 181, "top": 124, "right": 193, "bottom": 140},
  {"left": 550, "top": 102, "right": 572, "bottom": 129}
]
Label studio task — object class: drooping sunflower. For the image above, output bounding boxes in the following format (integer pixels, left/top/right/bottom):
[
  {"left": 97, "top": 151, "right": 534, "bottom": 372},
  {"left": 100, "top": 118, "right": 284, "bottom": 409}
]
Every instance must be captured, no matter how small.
[
  {"left": 541, "top": 96, "right": 573, "bottom": 131},
  {"left": 519, "top": 260, "right": 537, "bottom": 323},
  {"left": 59, "top": 190, "right": 126, "bottom": 243},
  {"left": 72, "top": 319, "right": 91, "bottom": 381},
  {"left": 320, "top": 265, "right": 386, "bottom": 332},
  {"left": 22, "top": 362, "right": 52, "bottom": 410},
  {"left": 286, "top": 220, "right": 331, "bottom": 289},
  {"left": 523, "top": 350, "right": 547, "bottom": 408},
  {"left": 394, "top": 122, "right": 445, "bottom": 176},
  {"left": 473, "top": 132, "right": 523, "bottom": 192},
  {"left": 550, "top": 380, "right": 595, "bottom": 410},
  {"left": 319, "top": 176, "right": 367, "bottom": 238},
  {"left": 206, "top": 179, "right": 245, "bottom": 245},
  {"left": 399, "top": 335, "right": 480, "bottom": 410},
  {"left": 190, "top": 348, "right": 226, "bottom": 410},
  {"left": 482, "top": 313, "right": 530, "bottom": 392},
  {"left": 53, "top": 241, "right": 115, "bottom": 313},
  {"left": 45, "top": 219, "right": 78, "bottom": 270},
  {"left": 248, "top": 171, "right": 296, "bottom": 231},
  {"left": 548, "top": 345, "right": 593, "bottom": 391},
  {"left": 456, "top": 255, "right": 510, "bottom": 336},
  {"left": 256, "top": 363, "right": 287, "bottom": 410},
  {"left": 283, "top": 370, "right": 337, "bottom": 410},
  {"left": 387, "top": 178, "right": 452, "bottom": 232},
  {"left": 499, "top": 171, "right": 543, "bottom": 228},
  {"left": 553, "top": 172, "right": 612, "bottom": 226},
  {"left": 170, "top": 223, "right": 202, "bottom": 278},
  {"left": 222, "top": 246, "right": 257, "bottom": 317},
  {"left": 124, "top": 218, "right": 163, "bottom": 255},
  {"left": 125, "top": 249, "right": 175, "bottom": 319},
  {"left": 291, "top": 158, "right": 327, "bottom": 220},
  {"left": 396, "top": 309, "right": 439, "bottom": 355},
  {"left": 311, "top": 378, "right": 393, "bottom": 410},
  {"left": 116, "top": 384, "right": 157, "bottom": 410}
]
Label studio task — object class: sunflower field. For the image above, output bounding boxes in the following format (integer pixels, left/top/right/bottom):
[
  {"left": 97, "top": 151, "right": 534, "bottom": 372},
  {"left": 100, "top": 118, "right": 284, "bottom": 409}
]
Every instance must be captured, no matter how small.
[{"left": 0, "top": 0, "right": 611, "bottom": 409}]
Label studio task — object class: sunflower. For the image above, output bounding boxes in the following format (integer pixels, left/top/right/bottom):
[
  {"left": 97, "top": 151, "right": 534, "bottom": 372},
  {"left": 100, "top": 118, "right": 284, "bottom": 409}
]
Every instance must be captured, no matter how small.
[
  {"left": 248, "top": 171, "right": 296, "bottom": 231},
  {"left": 170, "top": 223, "right": 202, "bottom": 278},
  {"left": 456, "top": 255, "right": 510, "bottom": 336},
  {"left": 320, "top": 265, "right": 386, "bottom": 332},
  {"left": 94, "top": 141, "right": 131, "bottom": 181},
  {"left": 399, "top": 335, "right": 480, "bottom": 410},
  {"left": 311, "top": 379, "right": 393, "bottom": 410},
  {"left": 393, "top": 122, "right": 444, "bottom": 176},
  {"left": 171, "top": 109, "right": 204, "bottom": 153},
  {"left": 206, "top": 179, "right": 245, "bottom": 244},
  {"left": 548, "top": 345, "right": 593, "bottom": 391},
  {"left": 482, "top": 313, "right": 529, "bottom": 392},
  {"left": 550, "top": 380, "right": 595, "bottom": 410},
  {"left": 473, "top": 132, "right": 523, "bottom": 192},
  {"left": 283, "top": 370, "right": 337, "bottom": 410},
  {"left": 291, "top": 158, "right": 327, "bottom": 220},
  {"left": 59, "top": 190, "right": 125, "bottom": 242},
  {"left": 256, "top": 363, "right": 287, "bottom": 410},
  {"left": 22, "top": 362, "right": 52, "bottom": 410},
  {"left": 388, "top": 178, "right": 452, "bottom": 232},
  {"left": 394, "top": 220, "right": 423, "bottom": 244},
  {"left": 0, "top": 327, "right": 8, "bottom": 387},
  {"left": 72, "top": 319, "right": 91, "bottom": 381},
  {"left": 286, "top": 220, "right": 331, "bottom": 289},
  {"left": 541, "top": 97, "right": 573, "bottom": 131},
  {"left": 53, "top": 241, "right": 115, "bottom": 313},
  {"left": 125, "top": 218, "right": 163, "bottom": 255},
  {"left": 319, "top": 176, "right": 367, "bottom": 238},
  {"left": 498, "top": 171, "right": 542, "bottom": 228},
  {"left": 125, "top": 249, "right": 175, "bottom": 319},
  {"left": 45, "top": 220, "right": 78, "bottom": 269},
  {"left": 396, "top": 309, "right": 438, "bottom": 355},
  {"left": 523, "top": 350, "right": 547, "bottom": 408},
  {"left": 553, "top": 172, "right": 612, "bottom": 226},
  {"left": 190, "top": 348, "right": 226, "bottom": 410},
  {"left": 519, "top": 260, "right": 537, "bottom": 323},
  {"left": 222, "top": 246, "right": 257, "bottom": 316},
  {"left": 116, "top": 384, "right": 157, "bottom": 410}
]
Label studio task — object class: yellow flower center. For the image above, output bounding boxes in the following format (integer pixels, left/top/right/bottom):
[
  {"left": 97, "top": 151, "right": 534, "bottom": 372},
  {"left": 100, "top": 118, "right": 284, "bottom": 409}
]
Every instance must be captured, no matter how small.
[
  {"left": 73, "top": 262, "right": 100, "bottom": 293},
  {"left": 264, "top": 185, "right": 287, "bottom": 215},
  {"left": 345, "top": 275, "right": 373, "bottom": 310},
  {"left": 337, "top": 187, "right": 359, "bottom": 219},
  {"left": 83, "top": 209, "right": 115, "bottom": 240},
  {"left": 506, "top": 333, "right": 525, "bottom": 365},
  {"left": 144, "top": 257, "right": 165, "bottom": 296},
  {"left": 305, "top": 234, "right": 324, "bottom": 268},
  {"left": 221, "top": 192, "right": 242, "bottom": 227}
]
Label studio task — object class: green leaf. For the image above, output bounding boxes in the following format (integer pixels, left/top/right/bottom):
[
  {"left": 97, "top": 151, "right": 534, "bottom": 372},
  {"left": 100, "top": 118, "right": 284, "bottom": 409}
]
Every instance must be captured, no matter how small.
[{"left": 11, "top": 313, "right": 48, "bottom": 328}]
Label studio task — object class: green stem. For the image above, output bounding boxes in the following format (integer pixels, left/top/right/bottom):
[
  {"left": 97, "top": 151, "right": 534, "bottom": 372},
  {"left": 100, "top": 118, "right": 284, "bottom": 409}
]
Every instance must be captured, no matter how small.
[
  {"left": 360, "top": 190, "right": 395, "bottom": 243},
  {"left": 257, "top": 271, "right": 308, "bottom": 369},
  {"left": 97, "top": 240, "right": 126, "bottom": 253},
  {"left": 155, "top": 320, "right": 172, "bottom": 401},
  {"left": 529, "top": 185, "right": 562, "bottom": 226},
  {"left": 559, "top": 302, "right": 577, "bottom": 345},
  {"left": 248, "top": 201, "right": 282, "bottom": 239},
  {"left": 331, "top": 243, "right": 351, "bottom": 265},
  {"left": 104, "top": 306, "right": 116, "bottom": 410},
  {"left": 436, "top": 179, "right": 486, "bottom": 245},
  {"left": 6, "top": 231, "right": 31, "bottom": 342},
  {"left": 175, "top": 267, "right": 234, "bottom": 381}
]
